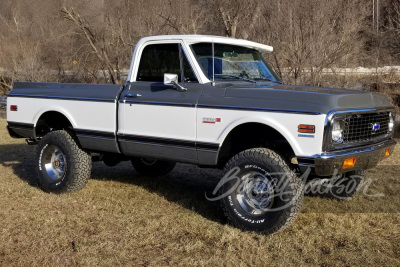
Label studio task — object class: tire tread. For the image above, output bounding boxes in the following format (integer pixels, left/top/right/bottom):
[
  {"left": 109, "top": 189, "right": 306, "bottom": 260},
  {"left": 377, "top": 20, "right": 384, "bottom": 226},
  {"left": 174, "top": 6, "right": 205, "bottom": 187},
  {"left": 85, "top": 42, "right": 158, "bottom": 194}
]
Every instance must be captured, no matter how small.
[
  {"left": 36, "top": 130, "right": 91, "bottom": 193},
  {"left": 220, "top": 147, "right": 304, "bottom": 234}
]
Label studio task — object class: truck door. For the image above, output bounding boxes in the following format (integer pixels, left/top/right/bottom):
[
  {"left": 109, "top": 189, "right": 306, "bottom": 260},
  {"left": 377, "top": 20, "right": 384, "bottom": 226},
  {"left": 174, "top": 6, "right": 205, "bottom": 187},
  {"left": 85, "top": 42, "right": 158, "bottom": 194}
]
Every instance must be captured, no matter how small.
[{"left": 118, "top": 42, "right": 202, "bottom": 163}]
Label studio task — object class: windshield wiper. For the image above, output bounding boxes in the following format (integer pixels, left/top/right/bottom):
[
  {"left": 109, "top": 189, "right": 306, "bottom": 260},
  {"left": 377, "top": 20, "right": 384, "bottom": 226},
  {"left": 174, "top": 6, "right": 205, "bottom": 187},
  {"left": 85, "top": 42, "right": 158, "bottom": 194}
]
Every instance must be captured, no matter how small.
[
  {"left": 214, "top": 74, "right": 256, "bottom": 84},
  {"left": 254, "top": 77, "right": 283, "bottom": 84},
  {"left": 254, "top": 77, "right": 271, "bottom": 81}
]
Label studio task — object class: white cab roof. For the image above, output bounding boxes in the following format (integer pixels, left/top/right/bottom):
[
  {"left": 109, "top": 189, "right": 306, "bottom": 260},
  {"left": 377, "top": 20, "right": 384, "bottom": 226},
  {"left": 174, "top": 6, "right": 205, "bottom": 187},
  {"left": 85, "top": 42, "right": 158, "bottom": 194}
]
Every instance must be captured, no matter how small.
[
  {"left": 128, "top": 35, "right": 274, "bottom": 83},
  {"left": 137, "top": 35, "right": 273, "bottom": 53}
]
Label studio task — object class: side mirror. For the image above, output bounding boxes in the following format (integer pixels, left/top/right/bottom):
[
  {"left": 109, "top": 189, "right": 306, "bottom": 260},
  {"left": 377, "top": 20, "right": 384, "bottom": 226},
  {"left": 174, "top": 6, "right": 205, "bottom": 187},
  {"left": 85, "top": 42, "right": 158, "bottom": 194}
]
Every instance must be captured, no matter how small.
[{"left": 164, "top": 73, "right": 187, "bottom": 92}]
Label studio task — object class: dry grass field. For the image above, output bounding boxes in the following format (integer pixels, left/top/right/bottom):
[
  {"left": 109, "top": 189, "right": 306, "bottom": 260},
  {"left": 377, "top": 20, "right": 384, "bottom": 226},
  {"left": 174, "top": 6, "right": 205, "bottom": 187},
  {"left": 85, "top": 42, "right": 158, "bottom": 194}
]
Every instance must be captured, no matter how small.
[{"left": 0, "top": 117, "right": 399, "bottom": 266}]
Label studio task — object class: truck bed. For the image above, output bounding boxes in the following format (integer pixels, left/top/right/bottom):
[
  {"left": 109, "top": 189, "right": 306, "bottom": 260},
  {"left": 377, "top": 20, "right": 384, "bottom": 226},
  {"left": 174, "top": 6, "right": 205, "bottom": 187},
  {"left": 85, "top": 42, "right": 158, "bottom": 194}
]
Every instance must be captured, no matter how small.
[
  {"left": 9, "top": 82, "right": 122, "bottom": 102},
  {"left": 7, "top": 82, "right": 123, "bottom": 153}
]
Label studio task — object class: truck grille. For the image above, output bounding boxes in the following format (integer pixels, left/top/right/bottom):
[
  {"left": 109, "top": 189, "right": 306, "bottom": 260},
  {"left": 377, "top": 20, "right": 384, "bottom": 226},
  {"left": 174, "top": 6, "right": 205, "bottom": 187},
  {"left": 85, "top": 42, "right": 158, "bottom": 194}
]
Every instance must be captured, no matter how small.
[{"left": 343, "top": 111, "right": 390, "bottom": 143}]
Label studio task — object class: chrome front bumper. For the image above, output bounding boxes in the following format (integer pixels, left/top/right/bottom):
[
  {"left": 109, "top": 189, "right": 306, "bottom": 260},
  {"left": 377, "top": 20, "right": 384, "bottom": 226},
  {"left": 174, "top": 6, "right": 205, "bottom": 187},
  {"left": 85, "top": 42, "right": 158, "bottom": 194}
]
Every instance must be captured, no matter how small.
[{"left": 298, "top": 139, "right": 397, "bottom": 176}]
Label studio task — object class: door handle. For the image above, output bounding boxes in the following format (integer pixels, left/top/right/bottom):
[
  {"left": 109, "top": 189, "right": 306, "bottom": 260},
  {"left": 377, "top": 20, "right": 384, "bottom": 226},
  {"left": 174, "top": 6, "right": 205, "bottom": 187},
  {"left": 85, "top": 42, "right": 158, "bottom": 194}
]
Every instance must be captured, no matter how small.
[{"left": 126, "top": 93, "right": 142, "bottom": 98}]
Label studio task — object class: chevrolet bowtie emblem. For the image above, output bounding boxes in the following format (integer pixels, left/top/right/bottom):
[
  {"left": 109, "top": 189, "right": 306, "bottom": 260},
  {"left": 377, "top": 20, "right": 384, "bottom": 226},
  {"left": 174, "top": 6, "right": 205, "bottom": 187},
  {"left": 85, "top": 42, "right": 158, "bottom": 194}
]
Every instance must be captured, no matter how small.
[{"left": 371, "top": 123, "right": 380, "bottom": 131}]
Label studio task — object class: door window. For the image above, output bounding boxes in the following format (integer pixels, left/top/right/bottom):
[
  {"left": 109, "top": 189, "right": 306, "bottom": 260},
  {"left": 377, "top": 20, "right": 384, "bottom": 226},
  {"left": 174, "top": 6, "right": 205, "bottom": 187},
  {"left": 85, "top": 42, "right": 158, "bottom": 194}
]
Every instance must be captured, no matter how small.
[{"left": 137, "top": 43, "right": 198, "bottom": 83}]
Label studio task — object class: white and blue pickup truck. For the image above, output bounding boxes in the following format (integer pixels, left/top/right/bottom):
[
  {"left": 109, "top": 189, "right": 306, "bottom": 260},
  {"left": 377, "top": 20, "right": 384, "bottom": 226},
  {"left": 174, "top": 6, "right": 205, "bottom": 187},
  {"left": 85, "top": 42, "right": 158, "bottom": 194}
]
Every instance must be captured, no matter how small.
[{"left": 6, "top": 35, "right": 397, "bottom": 233}]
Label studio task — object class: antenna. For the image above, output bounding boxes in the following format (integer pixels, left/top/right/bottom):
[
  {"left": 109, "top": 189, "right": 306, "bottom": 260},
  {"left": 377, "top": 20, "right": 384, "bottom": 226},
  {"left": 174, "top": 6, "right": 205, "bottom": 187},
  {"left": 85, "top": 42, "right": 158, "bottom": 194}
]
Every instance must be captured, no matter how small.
[{"left": 212, "top": 40, "right": 215, "bottom": 86}]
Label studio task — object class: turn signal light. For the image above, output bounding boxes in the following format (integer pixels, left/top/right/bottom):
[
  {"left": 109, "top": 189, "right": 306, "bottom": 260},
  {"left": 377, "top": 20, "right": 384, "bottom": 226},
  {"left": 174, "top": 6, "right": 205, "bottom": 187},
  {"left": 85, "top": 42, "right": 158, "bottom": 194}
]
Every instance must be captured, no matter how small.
[
  {"left": 384, "top": 149, "right": 391, "bottom": 158},
  {"left": 342, "top": 158, "right": 356, "bottom": 169},
  {"left": 298, "top": 124, "right": 315, "bottom": 133},
  {"left": 10, "top": 105, "right": 17, "bottom": 111}
]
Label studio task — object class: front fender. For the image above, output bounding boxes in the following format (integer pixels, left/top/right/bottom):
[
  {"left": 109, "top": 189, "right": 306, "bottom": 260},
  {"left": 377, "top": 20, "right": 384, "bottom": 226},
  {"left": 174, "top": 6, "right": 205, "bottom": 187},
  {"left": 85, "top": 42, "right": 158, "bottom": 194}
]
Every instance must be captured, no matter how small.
[{"left": 214, "top": 112, "right": 326, "bottom": 157}]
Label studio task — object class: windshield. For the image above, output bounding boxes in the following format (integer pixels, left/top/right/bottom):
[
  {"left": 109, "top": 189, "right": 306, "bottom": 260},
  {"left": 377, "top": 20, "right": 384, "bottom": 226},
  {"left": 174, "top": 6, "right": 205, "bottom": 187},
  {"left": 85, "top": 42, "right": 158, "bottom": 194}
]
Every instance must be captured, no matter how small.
[{"left": 191, "top": 43, "right": 281, "bottom": 83}]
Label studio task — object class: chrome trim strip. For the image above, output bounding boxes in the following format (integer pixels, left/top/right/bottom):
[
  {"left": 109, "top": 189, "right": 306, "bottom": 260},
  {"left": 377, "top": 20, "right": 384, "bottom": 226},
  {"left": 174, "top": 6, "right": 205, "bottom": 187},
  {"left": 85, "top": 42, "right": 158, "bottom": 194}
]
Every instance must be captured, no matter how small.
[
  {"left": 123, "top": 100, "right": 195, "bottom": 107},
  {"left": 121, "top": 101, "right": 319, "bottom": 114},
  {"left": 7, "top": 94, "right": 116, "bottom": 103},
  {"left": 197, "top": 104, "right": 322, "bottom": 115}
]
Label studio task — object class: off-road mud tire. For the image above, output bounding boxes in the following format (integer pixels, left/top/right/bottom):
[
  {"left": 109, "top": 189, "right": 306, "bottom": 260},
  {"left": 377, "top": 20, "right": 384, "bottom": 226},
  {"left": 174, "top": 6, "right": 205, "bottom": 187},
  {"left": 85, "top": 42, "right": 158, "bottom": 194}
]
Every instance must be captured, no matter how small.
[
  {"left": 219, "top": 148, "right": 304, "bottom": 234},
  {"left": 36, "top": 130, "right": 92, "bottom": 193}
]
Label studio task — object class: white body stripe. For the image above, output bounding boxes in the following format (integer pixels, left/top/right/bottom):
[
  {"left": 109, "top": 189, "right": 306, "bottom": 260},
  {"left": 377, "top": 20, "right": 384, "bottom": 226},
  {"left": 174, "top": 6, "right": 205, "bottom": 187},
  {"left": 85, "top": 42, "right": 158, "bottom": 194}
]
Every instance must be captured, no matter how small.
[
  {"left": 119, "top": 104, "right": 196, "bottom": 141},
  {"left": 8, "top": 97, "right": 326, "bottom": 157},
  {"left": 7, "top": 97, "right": 116, "bottom": 133},
  {"left": 197, "top": 108, "right": 326, "bottom": 157}
]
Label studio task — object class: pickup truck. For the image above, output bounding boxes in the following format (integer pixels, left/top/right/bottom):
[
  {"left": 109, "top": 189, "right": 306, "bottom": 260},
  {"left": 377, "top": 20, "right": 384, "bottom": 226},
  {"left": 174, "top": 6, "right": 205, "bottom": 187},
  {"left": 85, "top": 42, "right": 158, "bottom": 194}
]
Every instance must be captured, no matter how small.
[{"left": 6, "top": 35, "right": 397, "bottom": 234}]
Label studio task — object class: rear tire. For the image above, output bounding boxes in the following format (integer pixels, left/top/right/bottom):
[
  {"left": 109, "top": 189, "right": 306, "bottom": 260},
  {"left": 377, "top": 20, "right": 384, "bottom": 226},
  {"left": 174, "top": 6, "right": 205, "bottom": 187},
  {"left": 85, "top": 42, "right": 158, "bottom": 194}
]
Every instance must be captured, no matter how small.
[
  {"left": 131, "top": 158, "right": 176, "bottom": 176},
  {"left": 36, "top": 130, "right": 92, "bottom": 193},
  {"left": 218, "top": 148, "right": 304, "bottom": 234}
]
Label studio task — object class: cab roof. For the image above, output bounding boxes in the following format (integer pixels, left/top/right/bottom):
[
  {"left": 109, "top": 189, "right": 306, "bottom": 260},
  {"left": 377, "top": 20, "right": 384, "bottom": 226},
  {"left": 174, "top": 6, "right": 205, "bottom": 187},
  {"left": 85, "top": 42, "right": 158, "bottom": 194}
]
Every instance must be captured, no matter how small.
[{"left": 137, "top": 35, "right": 273, "bottom": 53}]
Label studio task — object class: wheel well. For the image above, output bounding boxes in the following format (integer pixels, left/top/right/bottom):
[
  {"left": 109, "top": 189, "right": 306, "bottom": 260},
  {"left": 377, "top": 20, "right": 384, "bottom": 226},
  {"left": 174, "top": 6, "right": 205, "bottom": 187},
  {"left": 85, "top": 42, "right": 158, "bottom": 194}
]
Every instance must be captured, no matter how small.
[
  {"left": 217, "top": 123, "right": 295, "bottom": 166},
  {"left": 35, "top": 111, "right": 73, "bottom": 138}
]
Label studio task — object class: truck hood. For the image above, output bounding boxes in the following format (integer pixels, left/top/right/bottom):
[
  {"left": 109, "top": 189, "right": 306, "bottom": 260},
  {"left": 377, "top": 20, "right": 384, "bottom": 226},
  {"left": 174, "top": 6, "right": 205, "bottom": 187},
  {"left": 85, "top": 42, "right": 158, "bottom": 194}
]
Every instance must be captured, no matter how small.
[{"left": 221, "top": 84, "right": 392, "bottom": 114}]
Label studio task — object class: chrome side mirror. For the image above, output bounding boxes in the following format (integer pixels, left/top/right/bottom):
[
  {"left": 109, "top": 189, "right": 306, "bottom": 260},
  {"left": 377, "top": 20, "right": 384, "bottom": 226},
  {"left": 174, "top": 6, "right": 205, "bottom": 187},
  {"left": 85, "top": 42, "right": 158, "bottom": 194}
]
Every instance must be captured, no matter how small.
[{"left": 164, "top": 73, "right": 187, "bottom": 92}]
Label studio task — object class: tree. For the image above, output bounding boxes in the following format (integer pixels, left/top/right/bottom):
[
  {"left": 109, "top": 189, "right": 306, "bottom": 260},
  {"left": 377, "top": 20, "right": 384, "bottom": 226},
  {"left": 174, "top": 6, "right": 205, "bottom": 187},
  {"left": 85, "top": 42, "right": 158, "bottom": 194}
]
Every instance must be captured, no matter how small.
[
  {"left": 0, "top": 0, "right": 396, "bottom": 96},
  {"left": 159, "top": 0, "right": 209, "bottom": 34},
  {"left": 0, "top": 3, "right": 59, "bottom": 93},
  {"left": 61, "top": 7, "right": 122, "bottom": 84},
  {"left": 210, "top": 0, "right": 262, "bottom": 38},
  {"left": 261, "top": 0, "right": 369, "bottom": 86},
  {"left": 386, "top": 0, "right": 400, "bottom": 60}
]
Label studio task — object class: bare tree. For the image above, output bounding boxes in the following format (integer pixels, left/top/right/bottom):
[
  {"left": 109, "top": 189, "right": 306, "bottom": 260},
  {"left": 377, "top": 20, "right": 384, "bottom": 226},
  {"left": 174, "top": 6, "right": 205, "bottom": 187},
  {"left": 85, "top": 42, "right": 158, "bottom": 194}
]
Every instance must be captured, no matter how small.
[
  {"left": 61, "top": 7, "right": 122, "bottom": 84},
  {"left": 262, "top": 0, "right": 369, "bottom": 86},
  {"left": 159, "top": 0, "right": 208, "bottom": 34},
  {"left": 0, "top": 4, "right": 56, "bottom": 94},
  {"left": 386, "top": 0, "right": 400, "bottom": 60},
  {"left": 0, "top": 0, "right": 396, "bottom": 97},
  {"left": 210, "top": 0, "right": 261, "bottom": 38}
]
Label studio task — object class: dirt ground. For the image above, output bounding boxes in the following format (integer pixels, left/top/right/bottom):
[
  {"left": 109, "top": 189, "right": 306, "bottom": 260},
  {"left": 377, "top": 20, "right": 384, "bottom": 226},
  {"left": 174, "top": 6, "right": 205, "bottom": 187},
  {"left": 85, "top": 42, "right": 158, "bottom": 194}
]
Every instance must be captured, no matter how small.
[{"left": 0, "top": 118, "right": 399, "bottom": 266}]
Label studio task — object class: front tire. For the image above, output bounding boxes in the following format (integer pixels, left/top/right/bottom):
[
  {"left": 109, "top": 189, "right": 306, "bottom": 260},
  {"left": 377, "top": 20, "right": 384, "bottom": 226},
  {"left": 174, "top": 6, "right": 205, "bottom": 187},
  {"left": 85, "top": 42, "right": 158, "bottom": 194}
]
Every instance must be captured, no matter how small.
[
  {"left": 219, "top": 148, "right": 304, "bottom": 234},
  {"left": 36, "top": 130, "right": 92, "bottom": 193},
  {"left": 131, "top": 158, "right": 176, "bottom": 176}
]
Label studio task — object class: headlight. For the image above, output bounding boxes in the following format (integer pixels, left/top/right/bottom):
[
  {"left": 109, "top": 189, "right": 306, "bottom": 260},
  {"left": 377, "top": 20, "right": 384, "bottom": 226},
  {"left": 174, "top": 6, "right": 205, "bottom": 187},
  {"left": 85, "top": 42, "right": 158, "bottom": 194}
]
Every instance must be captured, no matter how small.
[
  {"left": 331, "top": 119, "right": 345, "bottom": 143},
  {"left": 388, "top": 112, "right": 394, "bottom": 133}
]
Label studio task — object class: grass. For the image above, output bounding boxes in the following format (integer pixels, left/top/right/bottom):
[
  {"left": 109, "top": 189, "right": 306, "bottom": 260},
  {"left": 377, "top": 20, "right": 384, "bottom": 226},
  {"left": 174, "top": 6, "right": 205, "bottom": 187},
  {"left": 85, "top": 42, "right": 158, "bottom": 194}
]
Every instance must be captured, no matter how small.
[{"left": 0, "top": 117, "right": 399, "bottom": 266}]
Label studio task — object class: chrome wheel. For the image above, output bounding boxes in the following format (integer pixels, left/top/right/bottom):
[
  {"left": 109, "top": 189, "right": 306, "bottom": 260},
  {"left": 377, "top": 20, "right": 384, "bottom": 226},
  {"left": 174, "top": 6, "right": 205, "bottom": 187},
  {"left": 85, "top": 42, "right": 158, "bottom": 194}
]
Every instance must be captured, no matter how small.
[
  {"left": 236, "top": 171, "right": 274, "bottom": 216},
  {"left": 42, "top": 145, "right": 67, "bottom": 181},
  {"left": 220, "top": 148, "right": 304, "bottom": 233}
]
